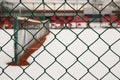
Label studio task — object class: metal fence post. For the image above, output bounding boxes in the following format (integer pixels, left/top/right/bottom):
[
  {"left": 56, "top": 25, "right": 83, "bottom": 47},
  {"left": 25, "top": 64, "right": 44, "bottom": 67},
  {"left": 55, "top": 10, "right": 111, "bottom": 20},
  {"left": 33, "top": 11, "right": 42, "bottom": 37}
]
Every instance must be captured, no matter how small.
[{"left": 14, "top": 17, "right": 19, "bottom": 64}]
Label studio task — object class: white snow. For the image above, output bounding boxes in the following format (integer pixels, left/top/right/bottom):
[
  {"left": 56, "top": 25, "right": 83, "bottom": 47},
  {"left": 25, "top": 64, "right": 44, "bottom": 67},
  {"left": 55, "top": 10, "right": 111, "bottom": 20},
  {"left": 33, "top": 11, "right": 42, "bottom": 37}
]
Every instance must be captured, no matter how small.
[{"left": 0, "top": 28, "right": 120, "bottom": 80}]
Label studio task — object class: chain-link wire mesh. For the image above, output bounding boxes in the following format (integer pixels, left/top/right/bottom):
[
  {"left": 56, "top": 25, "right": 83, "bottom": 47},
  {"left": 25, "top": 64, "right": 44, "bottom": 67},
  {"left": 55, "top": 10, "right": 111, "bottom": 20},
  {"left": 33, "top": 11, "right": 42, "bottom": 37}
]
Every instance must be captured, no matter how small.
[{"left": 0, "top": 0, "right": 120, "bottom": 80}]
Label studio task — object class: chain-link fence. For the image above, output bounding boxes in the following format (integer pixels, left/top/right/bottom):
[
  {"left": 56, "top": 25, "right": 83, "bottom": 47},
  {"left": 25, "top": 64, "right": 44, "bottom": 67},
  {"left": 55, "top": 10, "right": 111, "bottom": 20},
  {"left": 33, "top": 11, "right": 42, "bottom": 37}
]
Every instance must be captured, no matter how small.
[{"left": 0, "top": 0, "right": 120, "bottom": 80}]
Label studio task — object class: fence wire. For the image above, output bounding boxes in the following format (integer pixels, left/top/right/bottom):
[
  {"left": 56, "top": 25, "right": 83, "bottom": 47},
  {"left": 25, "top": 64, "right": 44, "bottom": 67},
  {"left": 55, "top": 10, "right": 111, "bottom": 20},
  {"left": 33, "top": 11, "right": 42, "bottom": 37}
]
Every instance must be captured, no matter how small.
[{"left": 0, "top": 0, "right": 120, "bottom": 80}]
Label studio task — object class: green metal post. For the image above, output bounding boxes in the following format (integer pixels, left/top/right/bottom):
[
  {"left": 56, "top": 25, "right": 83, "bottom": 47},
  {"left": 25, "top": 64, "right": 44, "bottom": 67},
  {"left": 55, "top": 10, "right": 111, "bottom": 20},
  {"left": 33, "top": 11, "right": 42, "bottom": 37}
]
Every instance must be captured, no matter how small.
[{"left": 13, "top": 17, "right": 19, "bottom": 64}]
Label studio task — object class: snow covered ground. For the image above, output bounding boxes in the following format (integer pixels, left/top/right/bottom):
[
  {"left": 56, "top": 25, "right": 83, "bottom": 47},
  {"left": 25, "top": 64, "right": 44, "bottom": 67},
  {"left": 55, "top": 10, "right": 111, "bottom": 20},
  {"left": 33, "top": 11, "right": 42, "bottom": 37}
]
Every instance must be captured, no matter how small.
[{"left": 0, "top": 28, "right": 120, "bottom": 80}]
